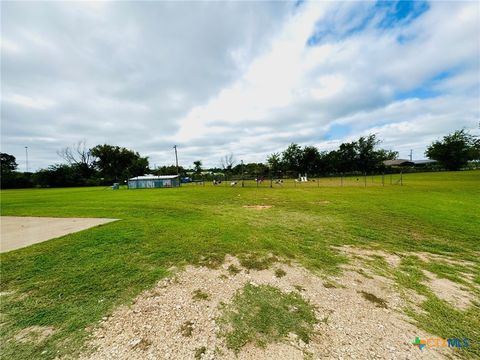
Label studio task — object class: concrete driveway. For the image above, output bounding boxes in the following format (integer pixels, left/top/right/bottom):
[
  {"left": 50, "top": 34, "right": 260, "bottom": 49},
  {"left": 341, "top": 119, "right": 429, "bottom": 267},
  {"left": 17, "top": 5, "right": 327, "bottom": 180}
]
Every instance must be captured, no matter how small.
[{"left": 0, "top": 216, "right": 118, "bottom": 252}]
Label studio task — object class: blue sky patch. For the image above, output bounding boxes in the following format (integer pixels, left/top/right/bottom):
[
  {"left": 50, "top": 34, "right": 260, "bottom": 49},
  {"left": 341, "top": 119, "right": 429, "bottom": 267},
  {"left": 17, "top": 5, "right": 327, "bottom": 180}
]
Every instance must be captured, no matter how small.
[
  {"left": 294, "top": 0, "right": 305, "bottom": 9},
  {"left": 325, "top": 124, "right": 351, "bottom": 140},
  {"left": 307, "top": 0, "right": 430, "bottom": 47},
  {"left": 376, "top": 1, "right": 429, "bottom": 29},
  {"left": 396, "top": 87, "right": 439, "bottom": 100},
  {"left": 395, "top": 69, "right": 456, "bottom": 100},
  {"left": 396, "top": 33, "right": 416, "bottom": 44}
]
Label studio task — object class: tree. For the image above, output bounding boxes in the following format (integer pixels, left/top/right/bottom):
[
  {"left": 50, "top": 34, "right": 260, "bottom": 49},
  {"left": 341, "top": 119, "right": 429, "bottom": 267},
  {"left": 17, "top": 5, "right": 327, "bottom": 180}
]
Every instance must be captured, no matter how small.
[
  {"left": 376, "top": 149, "right": 398, "bottom": 167},
  {"left": 57, "top": 140, "right": 95, "bottom": 179},
  {"left": 1, "top": 153, "right": 18, "bottom": 173},
  {"left": 90, "top": 144, "right": 149, "bottom": 182},
  {"left": 154, "top": 165, "right": 186, "bottom": 176},
  {"left": 35, "top": 164, "right": 81, "bottom": 187},
  {"left": 1, "top": 153, "right": 25, "bottom": 189},
  {"left": 335, "top": 142, "right": 357, "bottom": 173},
  {"left": 301, "top": 146, "right": 321, "bottom": 176},
  {"left": 193, "top": 160, "right": 202, "bottom": 175},
  {"left": 425, "top": 129, "right": 480, "bottom": 170},
  {"left": 220, "top": 153, "right": 236, "bottom": 172},
  {"left": 356, "top": 135, "right": 380, "bottom": 173},
  {"left": 281, "top": 143, "right": 303, "bottom": 175},
  {"left": 334, "top": 134, "right": 396, "bottom": 173},
  {"left": 242, "top": 163, "right": 269, "bottom": 177},
  {"left": 273, "top": 134, "right": 397, "bottom": 175},
  {"left": 266, "top": 153, "right": 282, "bottom": 175}
]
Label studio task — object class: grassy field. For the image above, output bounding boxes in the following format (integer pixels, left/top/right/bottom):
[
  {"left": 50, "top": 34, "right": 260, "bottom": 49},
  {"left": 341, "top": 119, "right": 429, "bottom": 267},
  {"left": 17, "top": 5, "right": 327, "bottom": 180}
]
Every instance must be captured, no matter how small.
[{"left": 1, "top": 170, "right": 479, "bottom": 358}]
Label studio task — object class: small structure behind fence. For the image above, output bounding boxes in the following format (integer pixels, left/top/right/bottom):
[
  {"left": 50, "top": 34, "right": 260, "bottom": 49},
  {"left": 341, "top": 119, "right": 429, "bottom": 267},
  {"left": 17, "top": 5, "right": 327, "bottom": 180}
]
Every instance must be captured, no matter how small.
[{"left": 128, "top": 175, "right": 180, "bottom": 189}]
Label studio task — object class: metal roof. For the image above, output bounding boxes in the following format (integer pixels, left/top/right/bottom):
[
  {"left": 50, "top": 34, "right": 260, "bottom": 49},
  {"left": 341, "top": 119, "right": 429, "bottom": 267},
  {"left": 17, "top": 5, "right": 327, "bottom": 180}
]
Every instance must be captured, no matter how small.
[
  {"left": 383, "top": 159, "right": 414, "bottom": 167},
  {"left": 412, "top": 159, "right": 437, "bottom": 165},
  {"left": 129, "top": 174, "right": 179, "bottom": 180}
]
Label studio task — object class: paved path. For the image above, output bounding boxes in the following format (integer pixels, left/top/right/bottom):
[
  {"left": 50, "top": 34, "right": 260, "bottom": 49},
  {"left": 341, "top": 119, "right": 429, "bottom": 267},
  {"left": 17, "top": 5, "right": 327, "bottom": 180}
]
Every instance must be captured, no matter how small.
[{"left": 0, "top": 216, "right": 118, "bottom": 253}]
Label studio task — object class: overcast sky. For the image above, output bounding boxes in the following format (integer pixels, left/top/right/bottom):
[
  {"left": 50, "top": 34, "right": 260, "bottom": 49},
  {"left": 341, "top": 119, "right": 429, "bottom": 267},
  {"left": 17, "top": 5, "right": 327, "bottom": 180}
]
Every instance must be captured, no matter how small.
[{"left": 1, "top": 1, "right": 479, "bottom": 171}]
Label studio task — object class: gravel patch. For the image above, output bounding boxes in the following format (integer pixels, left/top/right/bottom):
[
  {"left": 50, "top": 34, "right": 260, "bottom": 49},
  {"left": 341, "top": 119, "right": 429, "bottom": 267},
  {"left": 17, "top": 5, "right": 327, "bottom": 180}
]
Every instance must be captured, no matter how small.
[{"left": 80, "top": 256, "right": 447, "bottom": 360}]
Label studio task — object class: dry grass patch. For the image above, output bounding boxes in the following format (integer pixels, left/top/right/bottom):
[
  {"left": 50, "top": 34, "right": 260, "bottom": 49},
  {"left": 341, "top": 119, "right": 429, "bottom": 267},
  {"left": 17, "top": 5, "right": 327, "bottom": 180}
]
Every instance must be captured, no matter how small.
[
  {"left": 14, "top": 326, "right": 55, "bottom": 344},
  {"left": 242, "top": 205, "right": 273, "bottom": 209},
  {"left": 239, "top": 253, "right": 278, "bottom": 270}
]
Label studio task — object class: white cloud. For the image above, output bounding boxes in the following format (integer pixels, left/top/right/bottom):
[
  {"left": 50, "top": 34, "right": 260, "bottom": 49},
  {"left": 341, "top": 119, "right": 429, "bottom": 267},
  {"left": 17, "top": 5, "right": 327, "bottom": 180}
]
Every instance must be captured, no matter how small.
[
  {"left": 1, "top": 1, "right": 479, "bottom": 170},
  {"left": 5, "top": 94, "right": 56, "bottom": 110}
]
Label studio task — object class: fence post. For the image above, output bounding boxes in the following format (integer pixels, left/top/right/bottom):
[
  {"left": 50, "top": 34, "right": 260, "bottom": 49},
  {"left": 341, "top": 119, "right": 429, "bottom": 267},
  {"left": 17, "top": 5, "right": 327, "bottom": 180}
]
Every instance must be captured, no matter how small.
[
  {"left": 382, "top": 172, "right": 384, "bottom": 186},
  {"left": 400, "top": 171, "right": 403, "bottom": 186},
  {"left": 364, "top": 172, "right": 367, "bottom": 188}
]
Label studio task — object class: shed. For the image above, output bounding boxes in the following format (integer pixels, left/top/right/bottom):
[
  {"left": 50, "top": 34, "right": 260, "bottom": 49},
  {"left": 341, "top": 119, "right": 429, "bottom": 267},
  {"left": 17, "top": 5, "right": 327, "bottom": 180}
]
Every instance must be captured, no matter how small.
[{"left": 128, "top": 175, "right": 180, "bottom": 189}]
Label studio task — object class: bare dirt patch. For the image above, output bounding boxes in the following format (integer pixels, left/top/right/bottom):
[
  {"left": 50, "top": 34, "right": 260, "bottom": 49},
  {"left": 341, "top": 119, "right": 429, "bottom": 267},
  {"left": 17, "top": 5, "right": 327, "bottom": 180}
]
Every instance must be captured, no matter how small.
[
  {"left": 416, "top": 252, "right": 476, "bottom": 268},
  {"left": 81, "top": 256, "right": 446, "bottom": 360},
  {"left": 14, "top": 326, "right": 55, "bottom": 344},
  {"left": 423, "top": 270, "right": 474, "bottom": 310},
  {"left": 0, "top": 216, "right": 118, "bottom": 252},
  {"left": 313, "top": 200, "right": 331, "bottom": 205},
  {"left": 334, "top": 245, "right": 402, "bottom": 268},
  {"left": 242, "top": 205, "right": 273, "bottom": 210}
]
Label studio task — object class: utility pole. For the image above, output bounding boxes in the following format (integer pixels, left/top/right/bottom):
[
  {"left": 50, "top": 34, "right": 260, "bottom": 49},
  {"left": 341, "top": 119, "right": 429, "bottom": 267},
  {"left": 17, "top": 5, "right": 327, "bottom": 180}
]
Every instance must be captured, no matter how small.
[
  {"left": 25, "top": 146, "right": 29, "bottom": 172},
  {"left": 241, "top": 160, "right": 244, "bottom": 187},
  {"left": 173, "top": 145, "right": 179, "bottom": 175},
  {"left": 409, "top": 149, "right": 413, "bottom": 162}
]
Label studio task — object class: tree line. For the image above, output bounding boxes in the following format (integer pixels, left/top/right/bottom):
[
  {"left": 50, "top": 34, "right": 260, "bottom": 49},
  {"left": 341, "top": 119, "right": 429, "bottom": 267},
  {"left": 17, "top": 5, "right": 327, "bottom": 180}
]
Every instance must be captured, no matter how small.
[
  {"left": 1, "top": 130, "right": 478, "bottom": 188},
  {"left": 1, "top": 142, "right": 149, "bottom": 189}
]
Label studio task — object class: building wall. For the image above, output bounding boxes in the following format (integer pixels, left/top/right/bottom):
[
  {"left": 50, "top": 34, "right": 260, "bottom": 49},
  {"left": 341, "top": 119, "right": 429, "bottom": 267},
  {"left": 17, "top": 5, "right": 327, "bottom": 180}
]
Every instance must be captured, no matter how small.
[{"left": 128, "top": 179, "right": 179, "bottom": 189}]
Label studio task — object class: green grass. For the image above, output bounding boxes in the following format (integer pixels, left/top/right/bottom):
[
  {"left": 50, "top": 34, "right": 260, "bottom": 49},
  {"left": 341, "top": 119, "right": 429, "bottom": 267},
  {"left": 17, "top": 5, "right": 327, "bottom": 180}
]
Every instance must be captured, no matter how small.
[
  {"left": 180, "top": 320, "right": 194, "bottom": 337},
  {"left": 0, "top": 170, "right": 479, "bottom": 358},
  {"left": 192, "top": 289, "right": 209, "bottom": 301},
  {"left": 194, "top": 346, "right": 206, "bottom": 359},
  {"left": 274, "top": 268, "right": 287, "bottom": 278},
  {"left": 227, "top": 264, "right": 241, "bottom": 275},
  {"left": 359, "top": 291, "right": 388, "bottom": 308},
  {"left": 217, "top": 283, "right": 317, "bottom": 353}
]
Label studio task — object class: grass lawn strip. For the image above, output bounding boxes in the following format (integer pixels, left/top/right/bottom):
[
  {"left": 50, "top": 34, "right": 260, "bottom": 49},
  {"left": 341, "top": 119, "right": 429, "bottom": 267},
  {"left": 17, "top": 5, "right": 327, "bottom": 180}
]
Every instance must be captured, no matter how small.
[{"left": 0, "top": 171, "right": 478, "bottom": 358}]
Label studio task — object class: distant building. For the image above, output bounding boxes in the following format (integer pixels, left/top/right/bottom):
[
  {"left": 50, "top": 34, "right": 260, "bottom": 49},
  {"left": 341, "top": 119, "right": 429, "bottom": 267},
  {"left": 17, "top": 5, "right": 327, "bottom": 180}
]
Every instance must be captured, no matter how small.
[
  {"left": 383, "top": 159, "right": 438, "bottom": 168},
  {"left": 383, "top": 159, "right": 414, "bottom": 167},
  {"left": 412, "top": 159, "right": 437, "bottom": 166},
  {"left": 128, "top": 174, "right": 180, "bottom": 189}
]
